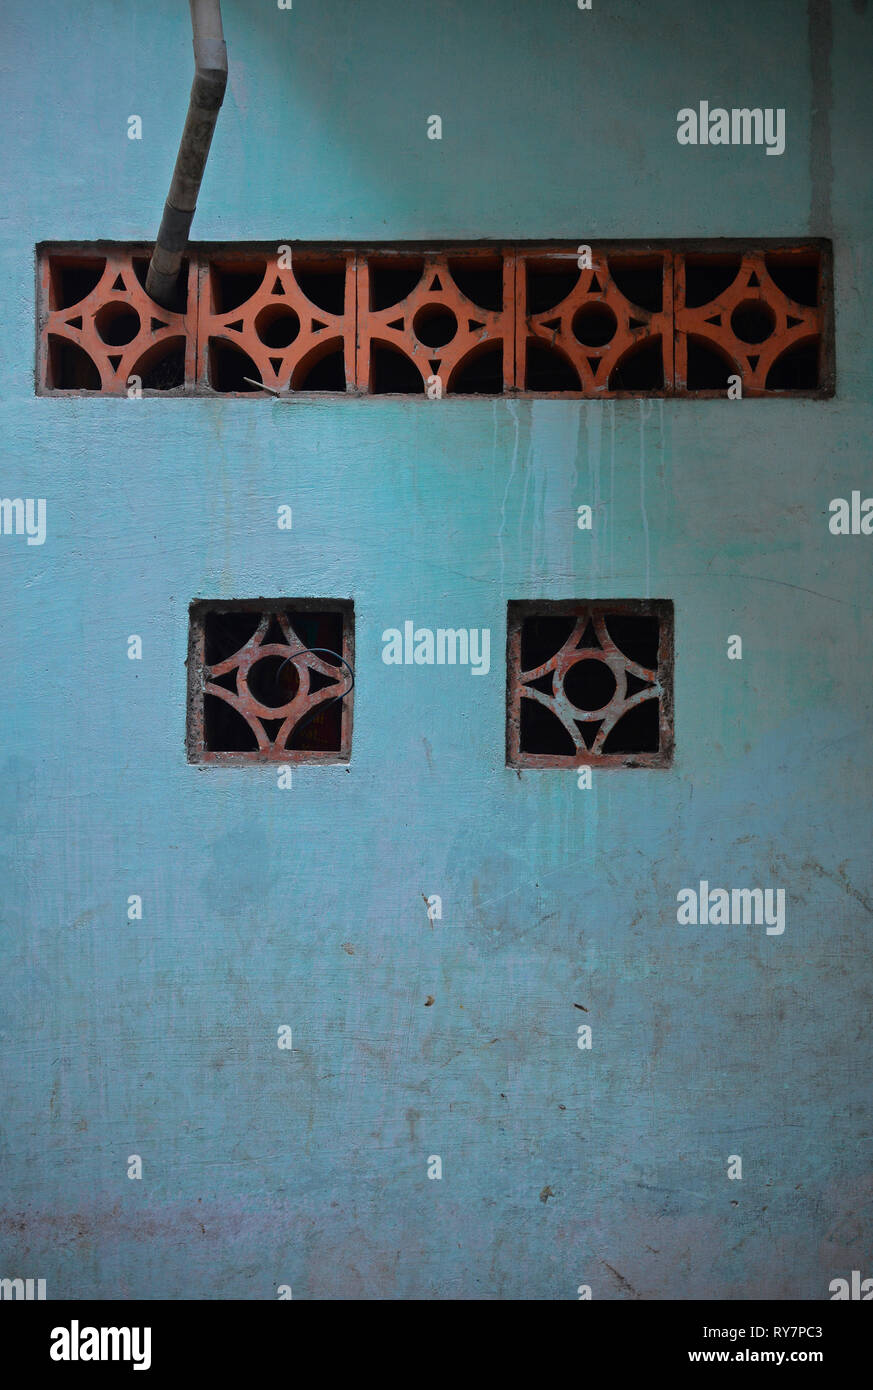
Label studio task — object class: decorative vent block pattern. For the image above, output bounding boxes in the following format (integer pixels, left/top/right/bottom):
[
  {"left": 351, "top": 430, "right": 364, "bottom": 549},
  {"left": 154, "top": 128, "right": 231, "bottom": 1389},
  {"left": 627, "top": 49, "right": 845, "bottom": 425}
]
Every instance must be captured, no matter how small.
[
  {"left": 507, "top": 599, "right": 674, "bottom": 769},
  {"left": 197, "top": 251, "right": 357, "bottom": 394},
  {"left": 517, "top": 248, "right": 673, "bottom": 395},
  {"left": 37, "top": 243, "right": 832, "bottom": 397},
  {"left": 674, "top": 248, "right": 826, "bottom": 395},
  {"left": 355, "top": 249, "right": 515, "bottom": 394},
  {"left": 187, "top": 600, "right": 354, "bottom": 765},
  {"left": 39, "top": 249, "right": 197, "bottom": 394}
]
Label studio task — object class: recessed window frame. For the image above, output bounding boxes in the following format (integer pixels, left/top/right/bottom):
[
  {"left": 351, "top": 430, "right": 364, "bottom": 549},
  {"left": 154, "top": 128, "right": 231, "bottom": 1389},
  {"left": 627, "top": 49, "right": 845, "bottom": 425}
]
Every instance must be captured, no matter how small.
[
  {"left": 187, "top": 597, "right": 354, "bottom": 766},
  {"left": 36, "top": 239, "right": 835, "bottom": 399},
  {"left": 506, "top": 598, "right": 675, "bottom": 770}
]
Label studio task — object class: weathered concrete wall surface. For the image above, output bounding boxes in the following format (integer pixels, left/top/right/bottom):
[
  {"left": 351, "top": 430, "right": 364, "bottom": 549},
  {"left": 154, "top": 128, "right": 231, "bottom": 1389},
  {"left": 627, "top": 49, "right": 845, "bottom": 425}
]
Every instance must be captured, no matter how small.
[{"left": 1, "top": 0, "right": 871, "bottom": 1299}]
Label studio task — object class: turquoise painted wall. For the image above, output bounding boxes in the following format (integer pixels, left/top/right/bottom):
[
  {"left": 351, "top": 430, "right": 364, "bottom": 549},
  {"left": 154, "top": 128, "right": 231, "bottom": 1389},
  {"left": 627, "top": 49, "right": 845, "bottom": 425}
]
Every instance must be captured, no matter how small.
[{"left": 1, "top": 0, "right": 871, "bottom": 1299}]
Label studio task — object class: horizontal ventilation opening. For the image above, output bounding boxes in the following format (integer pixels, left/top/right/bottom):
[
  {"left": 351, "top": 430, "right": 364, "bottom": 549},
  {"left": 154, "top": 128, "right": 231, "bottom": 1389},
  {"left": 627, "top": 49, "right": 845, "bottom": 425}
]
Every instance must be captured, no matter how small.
[{"left": 38, "top": 244, "right": 831, "bottom": 397}]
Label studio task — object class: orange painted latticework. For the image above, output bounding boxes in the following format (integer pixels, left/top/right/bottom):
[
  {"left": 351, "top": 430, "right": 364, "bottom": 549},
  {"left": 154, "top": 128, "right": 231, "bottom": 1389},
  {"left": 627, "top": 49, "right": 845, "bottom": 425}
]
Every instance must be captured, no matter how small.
[
  {"left": 674, "top": 248, "right": 824, "bottom": 396},
  {"left": 39, "top": 249, "right": 196, "bottom": 395},
  {"left": 37, "top": 242, "right": 832, "bottom": 397},
  {"left": 354, "top": 249, "right": 515, "bottom": 394},
  {"left": 516, "top": 247, "right": 674, "bottom": 396},
  {"left": 195, "top": 251, "right": 357, "bottom": 394}
]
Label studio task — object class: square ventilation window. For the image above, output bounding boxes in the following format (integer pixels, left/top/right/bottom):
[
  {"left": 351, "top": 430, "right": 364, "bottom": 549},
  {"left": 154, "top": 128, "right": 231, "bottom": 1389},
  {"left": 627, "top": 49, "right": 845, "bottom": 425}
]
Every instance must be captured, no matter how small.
[
  {"left": 198, "top": 252, "right": 355, "bottom": 394},
  {"left": 506, "top": 599, "right": 674, "bottom": 768},
  {"left": 38, "top": 247, "right": 195, "bottom": 395},
  {"left": 674, "top": 246, "right": 829, "bottom": 395},
  {"left": 187, "top": 600, "right": 354, "bottom": 764}
]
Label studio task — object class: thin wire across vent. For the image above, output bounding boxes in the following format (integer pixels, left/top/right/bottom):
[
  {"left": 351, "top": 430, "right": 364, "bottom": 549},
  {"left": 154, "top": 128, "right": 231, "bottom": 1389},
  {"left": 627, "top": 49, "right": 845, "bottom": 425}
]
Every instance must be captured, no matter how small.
[{"left": 187, "top": 599, "right": 354, "bottom": 765}]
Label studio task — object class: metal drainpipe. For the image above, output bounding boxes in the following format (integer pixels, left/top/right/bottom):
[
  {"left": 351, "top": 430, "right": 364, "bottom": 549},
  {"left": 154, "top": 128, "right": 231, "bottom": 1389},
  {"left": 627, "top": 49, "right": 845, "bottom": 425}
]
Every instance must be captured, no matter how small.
[{"left": 145, "top": 0, "right": 228, "bottom": 308}]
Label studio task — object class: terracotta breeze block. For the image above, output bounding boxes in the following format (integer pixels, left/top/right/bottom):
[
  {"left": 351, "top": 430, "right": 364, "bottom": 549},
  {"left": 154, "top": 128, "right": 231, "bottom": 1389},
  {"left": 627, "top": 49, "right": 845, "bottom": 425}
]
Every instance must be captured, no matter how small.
[
  {"left": 39, "top": 249, "right": 196, "bottom": 395},
  {"left": 516, "top": 247, "right": 674, "bottom": 395},
  {"left": 506, "top": 599, "right": 675, "bottom": 769},
  {"left": 196, "top": 251, "right": 357, "bottom": 393},
  {"left": 37, "top": 242, "right": 832, "bottom": 397},
  {"left": 674, "top": 247, "right": 825, "bottom": 395},
  {"left": 187, "top": 601, "right": 355, "bottom": 764},
  {"left": 354, "top": 249, "right": 516, "bottom": 394}
]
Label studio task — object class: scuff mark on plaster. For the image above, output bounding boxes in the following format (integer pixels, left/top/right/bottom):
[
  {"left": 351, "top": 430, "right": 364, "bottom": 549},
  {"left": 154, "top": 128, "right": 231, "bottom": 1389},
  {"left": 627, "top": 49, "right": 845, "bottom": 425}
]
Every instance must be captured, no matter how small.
[
  {"left": 774, "top": 853, "right": 873, "bottom": 916},
  {"left": 69, "top": 905, "right": 110, "bottom": 930},
  {"left": 603, "top": 1260, "right": 642, "bottom": 1298}
]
